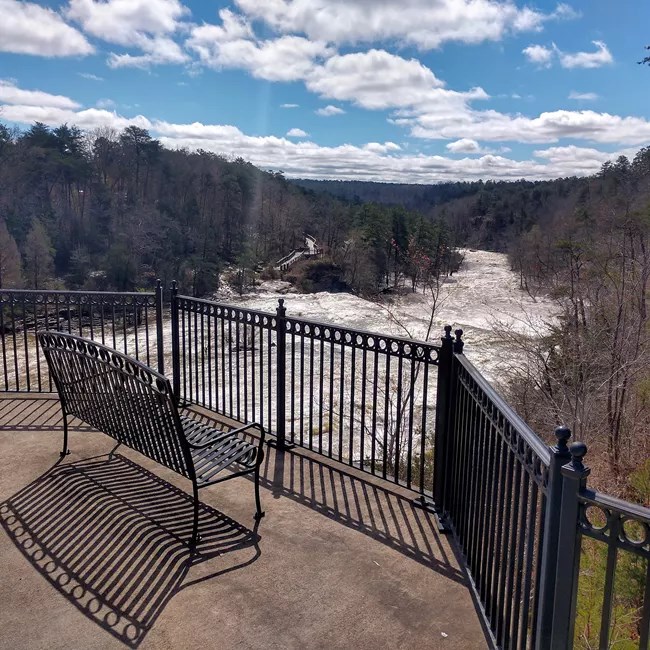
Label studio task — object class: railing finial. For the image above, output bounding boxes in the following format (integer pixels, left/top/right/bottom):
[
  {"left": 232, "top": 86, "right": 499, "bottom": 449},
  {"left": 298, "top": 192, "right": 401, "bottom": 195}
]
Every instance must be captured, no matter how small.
[
  {"left": 569, "top": 441, "right": 588, "bottom": 472},
  {"left": 277, "top": 298, "right": 286, "bottom": 317},
  {"left": 554, "top": 425, "right": 571, "bottom": 453},
  {"left": 443, "top": 324, "right": 452, "bottom": 339},
  {"left": 453, "top": 328, "right": 464, "bottom": 354}
]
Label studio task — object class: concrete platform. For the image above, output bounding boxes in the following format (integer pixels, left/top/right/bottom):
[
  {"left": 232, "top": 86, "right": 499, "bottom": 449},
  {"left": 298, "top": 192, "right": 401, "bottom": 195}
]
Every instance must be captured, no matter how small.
[{"left": 0, "top": 394, "right": 489, "bottom": 650}]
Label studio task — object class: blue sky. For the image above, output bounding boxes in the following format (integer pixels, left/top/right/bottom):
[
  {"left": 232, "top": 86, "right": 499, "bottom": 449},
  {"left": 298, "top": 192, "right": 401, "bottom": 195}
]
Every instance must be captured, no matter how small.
[{"left": 0, "top": 0, "right": 649, "bottom": 182}]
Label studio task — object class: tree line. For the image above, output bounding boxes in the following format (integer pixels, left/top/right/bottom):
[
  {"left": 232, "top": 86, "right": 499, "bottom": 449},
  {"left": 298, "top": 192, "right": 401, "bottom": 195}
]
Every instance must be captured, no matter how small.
[{"left": 0, "top": 121, "right": 459, "bottom": 297}]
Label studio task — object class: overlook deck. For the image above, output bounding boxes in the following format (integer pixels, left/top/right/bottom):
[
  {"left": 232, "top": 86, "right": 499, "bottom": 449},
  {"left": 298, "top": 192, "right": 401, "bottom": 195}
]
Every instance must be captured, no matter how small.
[{"left": 0, "top": 394, "right": 489, "bottom": 650}]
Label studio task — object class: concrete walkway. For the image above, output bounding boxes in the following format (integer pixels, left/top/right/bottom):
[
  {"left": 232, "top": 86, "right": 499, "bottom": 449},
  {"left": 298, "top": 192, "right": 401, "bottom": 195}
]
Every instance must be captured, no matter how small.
[{"left": 0, "top": 395, "right": 488, "bottom": 650}]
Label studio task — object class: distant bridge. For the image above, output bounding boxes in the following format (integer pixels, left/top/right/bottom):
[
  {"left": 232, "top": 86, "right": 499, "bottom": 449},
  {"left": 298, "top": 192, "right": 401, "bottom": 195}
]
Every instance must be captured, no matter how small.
[{"left": 274, "top": 234, "right": 322, "bottom": 271}]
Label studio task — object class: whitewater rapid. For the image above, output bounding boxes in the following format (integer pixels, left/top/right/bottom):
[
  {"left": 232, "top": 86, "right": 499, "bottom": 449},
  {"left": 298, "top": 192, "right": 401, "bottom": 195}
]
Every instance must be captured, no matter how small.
[{"left": 216, "top": 249, "right": 556, "bottom": 383}]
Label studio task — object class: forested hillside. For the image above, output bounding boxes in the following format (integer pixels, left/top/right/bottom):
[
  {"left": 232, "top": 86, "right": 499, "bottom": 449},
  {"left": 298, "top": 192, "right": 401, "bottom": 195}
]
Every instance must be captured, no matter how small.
[
  {"left": 303, "top": 151, "right": 650, "bottom": 497},
  {"left": 297, "top": 157, "right": 650, "bottom": 252},
  {"left": 0, "top": 121, "right": 459, "bottom": 296}
]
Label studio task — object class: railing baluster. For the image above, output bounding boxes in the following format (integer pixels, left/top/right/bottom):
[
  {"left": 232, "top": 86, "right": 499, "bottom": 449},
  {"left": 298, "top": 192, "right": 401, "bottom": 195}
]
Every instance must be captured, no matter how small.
[{"left": 349, "top": 344, "right": 356, "bottom": 468}]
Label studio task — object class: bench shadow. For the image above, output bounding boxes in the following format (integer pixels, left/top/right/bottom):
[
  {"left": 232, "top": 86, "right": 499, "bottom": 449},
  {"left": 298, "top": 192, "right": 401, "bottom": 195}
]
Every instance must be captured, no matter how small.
[{"left": 0, "top": 454, "right": 260, "bottom": 648}]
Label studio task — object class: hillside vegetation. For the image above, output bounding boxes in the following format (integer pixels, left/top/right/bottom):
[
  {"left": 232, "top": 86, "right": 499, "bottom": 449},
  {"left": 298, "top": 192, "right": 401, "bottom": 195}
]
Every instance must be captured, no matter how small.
[{"left": 0, "top": 121, "right": 457, "bottom": 296}]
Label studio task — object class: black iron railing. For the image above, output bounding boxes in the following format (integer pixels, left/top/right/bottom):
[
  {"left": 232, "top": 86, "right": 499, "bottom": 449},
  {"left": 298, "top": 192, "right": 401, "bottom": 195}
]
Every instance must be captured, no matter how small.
[
  {"left": 2, "top": 285, "right": 649, "bottom": 649},
  {"left": 171, "top": 290, "right": 441, "bottom": 494},
  {"left": 0, "top": 284, "right": 164, "bottom": 391},
  {"left": 439, "top": 350, "right": 552, "bottom": 649}
]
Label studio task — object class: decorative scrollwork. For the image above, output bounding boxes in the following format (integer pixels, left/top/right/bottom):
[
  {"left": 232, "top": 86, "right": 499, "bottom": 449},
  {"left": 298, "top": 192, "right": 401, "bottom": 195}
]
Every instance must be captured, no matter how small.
[
  {"left": 38, "top": 330, "right": 170, "bottom": 398},
  {"left": 284, "top": 317, "right": 441, "bottom": 364},
  {"left": 179, "top": 297, "right": 276, "bottom": 330},
  {"left": 579, "top": 496, "right": 650, "bottom": 558},
  {"left": 1, "top": 290, "right": 156, "bottom": 308}
]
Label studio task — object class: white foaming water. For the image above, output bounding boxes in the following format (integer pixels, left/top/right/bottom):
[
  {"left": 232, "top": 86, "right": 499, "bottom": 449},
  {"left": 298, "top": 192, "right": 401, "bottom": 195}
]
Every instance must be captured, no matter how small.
[{"left": 215, "top": 249, "right": 556, "bottom": 382}]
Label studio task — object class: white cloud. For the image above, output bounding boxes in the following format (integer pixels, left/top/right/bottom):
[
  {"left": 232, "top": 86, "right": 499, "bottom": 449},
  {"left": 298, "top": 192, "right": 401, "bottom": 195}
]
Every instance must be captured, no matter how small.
[
  {"left": 550, "top": 3, "right": 581, "bottom": 20},
  {"left": 287, "top": 128, "right": 308, "bottom": 137},
  {"left": 0, "top": 0, "right": 93, "bottom": 57},
  {"left": 67, "top": 0, "right": 190, "bottom": 67},
  {"left": 446, "top": 138, "right": 482, "bottom": 154},
  {"left": 95, "top": 98, "right": 116, "bottom": 109},
  {"left": 66, "top": 0, "right": 189, "bottom": 45},
  {"left": 446, "top": 138, "right": 510, "bottom": 154},
  {"left": 523, "top": 44, "right": 553, "bottom": 67},
  {"left": 107, "top": 36, "right": 188, "bottom": 68},
  {"left": 186, "top": 10, "right": 331, "bottom": 82},
  {"left": 408, "top": 107, "right": 650, "bottom": 145},
  {"left": 281, "top": 103, "right": 299, "bottom": 108},
  {"left": 0, "top": 79, "right": 80, "bottom": 109},
  {"left": 233, "top": 0, "right": 576, "bottom": 50},
  {"left": 569, "top": 91, "right": 598, "bottom": 101},
  {"left": 363, "top": 142, "right": 401, "bottom": 153},
  {"left": 315, "top": 105, "right": 345, "bottom": 116},
  {"left": 0, "top": 82, "right": 638, "bottom": 183},
  {"left": 557, "top": 40, "right": 613, "bottom": 69},
  {"left": 78, "top": 72, "right": 104, "bottom": 81},
  {"left": 524, "top": 41, "right": 613, "bottom": 70},
  {"left": 307, "top": 49, "right": 445, "bottom": 110}
]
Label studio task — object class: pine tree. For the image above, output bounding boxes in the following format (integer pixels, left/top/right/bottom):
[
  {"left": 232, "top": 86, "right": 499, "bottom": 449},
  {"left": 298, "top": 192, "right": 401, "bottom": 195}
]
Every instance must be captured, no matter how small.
[
  {"left": 24, "top": 219, "right": 54, "bottom": 289},
  {"left": 0, "top": 219, "right": 22, "bottom": 288}
]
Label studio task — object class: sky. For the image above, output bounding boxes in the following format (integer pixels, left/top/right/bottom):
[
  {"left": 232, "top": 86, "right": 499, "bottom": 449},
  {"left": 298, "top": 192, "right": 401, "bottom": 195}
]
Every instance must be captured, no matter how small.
[{"left": 0, "top": 0, "right": 649, "bottom": 183}]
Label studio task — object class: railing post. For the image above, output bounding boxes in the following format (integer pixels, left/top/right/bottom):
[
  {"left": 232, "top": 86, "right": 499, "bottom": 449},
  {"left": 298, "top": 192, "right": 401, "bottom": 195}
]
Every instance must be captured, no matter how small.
[
  {"left": 535, "top": 426, "right": 572, "bottom": 650},
  {"left": 432, "top": 325, "right": 453, "bottom": 509},
  {"left": 269, "top": 298, "right": 289, "bottom": 449},
  {"left": 443, "top": 329, "right": 463, "bottom": 511},
  {"left": 549, "top": 441, "right": 590, "bottom": 649},
  {"left": 155, "top": 279, "right": 165, "bottom": 375},
  {"left": 170, "top": 281, "right": 181, "bottom": 402}
]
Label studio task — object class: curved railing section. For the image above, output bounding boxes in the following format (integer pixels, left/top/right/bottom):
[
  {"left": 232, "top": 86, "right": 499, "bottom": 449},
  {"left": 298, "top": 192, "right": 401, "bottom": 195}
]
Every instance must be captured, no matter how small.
[{"left": 441, "top": 353, "right": 551, "bottom": 650}]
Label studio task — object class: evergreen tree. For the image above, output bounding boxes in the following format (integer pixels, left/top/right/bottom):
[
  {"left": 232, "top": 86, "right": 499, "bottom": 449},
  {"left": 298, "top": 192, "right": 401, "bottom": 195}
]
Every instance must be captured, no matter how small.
[
  {"left": 24, "top": 219, "right": 54, "bottom": 289},
  {"left": 0, "top": 219, "right": 22, "bottom": 288}
]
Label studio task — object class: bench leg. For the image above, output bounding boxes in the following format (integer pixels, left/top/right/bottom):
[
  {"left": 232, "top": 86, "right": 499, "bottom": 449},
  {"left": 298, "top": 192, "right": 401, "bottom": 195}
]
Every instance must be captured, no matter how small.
[
  {"left": 254, "top": 464, "right": 265, "bottom": 521},
  {"left": 60, "top": 413, "right": 70, "bottom": 458},
  {"left": 108, "top": 442, "right": 121, "bottom": 461}
]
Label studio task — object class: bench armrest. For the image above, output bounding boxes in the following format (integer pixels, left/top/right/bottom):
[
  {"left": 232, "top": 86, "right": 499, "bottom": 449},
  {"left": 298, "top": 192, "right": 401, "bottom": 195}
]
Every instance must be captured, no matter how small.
[{"left": 187, "top": 422, "right": 265, "bottom": 450}]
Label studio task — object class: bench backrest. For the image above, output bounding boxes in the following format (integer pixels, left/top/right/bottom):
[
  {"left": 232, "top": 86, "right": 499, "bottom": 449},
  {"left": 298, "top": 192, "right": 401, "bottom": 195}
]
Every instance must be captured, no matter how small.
[{"left": 38, "top": 331, "right": 194, "bottom": 479}]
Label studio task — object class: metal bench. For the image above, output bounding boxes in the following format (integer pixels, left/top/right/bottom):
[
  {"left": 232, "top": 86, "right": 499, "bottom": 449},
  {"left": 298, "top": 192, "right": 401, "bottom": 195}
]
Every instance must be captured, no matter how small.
[{"left": 37, "top": 330, "right": 265, "bottom": 550}]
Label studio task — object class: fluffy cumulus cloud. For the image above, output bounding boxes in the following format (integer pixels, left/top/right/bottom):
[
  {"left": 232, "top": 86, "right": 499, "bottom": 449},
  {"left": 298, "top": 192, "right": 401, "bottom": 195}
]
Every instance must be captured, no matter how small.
[
  {"left": 66, "top": 0, "right": 190, "bottom": 67},
  {"left": 306, "top": 49, "right": 445, "bottom": 110},
  {"left": 557, "top": 40, "right": 613, "bottom": 69},
  {"left": 1, "top": 81, "right": 638, "bottom": 184},
  {"left": 66, "top": 0, "right": 188, "bottom": 45},
  {"left": 522, "top": 44, "right": 553, "bottom": 67},
  {"left": 363, "top": 142, "right": 401, "bottom": 153},
  {"left": 0, "top": 79, "right": 80, "bottom": 109},
  {"left": 523, "top": 40, "right": 613, "bottom": 69},
  {"left": 408, "top": 107, "right": 650, "bottom": 145},
  {"left": 0, "top": 0, "right": 93, "bottom": 57},
  {"left": 232, "top": 0, "right": 575, "bottom": 49},
  {"left": 187, "top": 17, "right": 332, "bottom": 82},
  {"left": 446, "top": 138, "right": 511, "bottom": 154},
  {"left": 286, "top": 127, "right": 308, "bottom": 137}
]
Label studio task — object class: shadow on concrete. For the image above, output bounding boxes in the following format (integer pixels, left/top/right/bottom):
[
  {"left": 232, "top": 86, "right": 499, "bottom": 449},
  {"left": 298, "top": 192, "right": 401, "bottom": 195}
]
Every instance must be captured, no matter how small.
[
  {"left": 260, "top": 445, "right": 467, "bottom": 587},
  {"left": 0, "top": 454, "right": 260, "bottom": 648}
]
